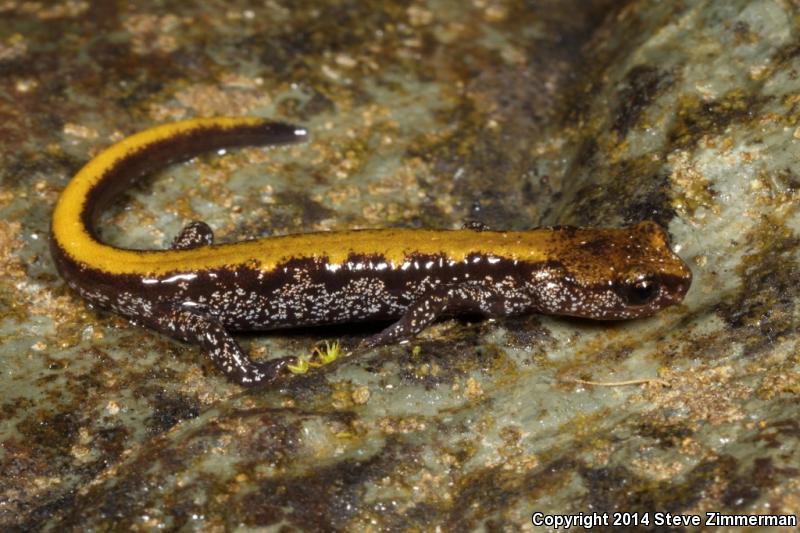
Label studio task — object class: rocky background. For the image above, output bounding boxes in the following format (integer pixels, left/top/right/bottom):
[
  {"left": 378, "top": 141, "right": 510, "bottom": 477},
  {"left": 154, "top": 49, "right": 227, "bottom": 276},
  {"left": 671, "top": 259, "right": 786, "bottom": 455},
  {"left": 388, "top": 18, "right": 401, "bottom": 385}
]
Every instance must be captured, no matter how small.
[{"left": 1, "top": 0, "right": 799, "bottom": 530}]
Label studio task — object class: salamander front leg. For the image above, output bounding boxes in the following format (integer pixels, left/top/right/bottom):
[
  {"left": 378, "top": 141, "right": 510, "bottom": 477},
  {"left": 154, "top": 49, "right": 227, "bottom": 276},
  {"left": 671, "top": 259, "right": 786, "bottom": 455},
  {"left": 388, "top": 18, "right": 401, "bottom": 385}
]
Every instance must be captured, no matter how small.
[
  {"left": 153, "top": 306, "right": 295, "bottom": 387},
  {"left": 361, "top": 283, "right": 504, "bottom": 349},
  {"left": 172, "top": 221, "right": 214, "bottom": 250}
]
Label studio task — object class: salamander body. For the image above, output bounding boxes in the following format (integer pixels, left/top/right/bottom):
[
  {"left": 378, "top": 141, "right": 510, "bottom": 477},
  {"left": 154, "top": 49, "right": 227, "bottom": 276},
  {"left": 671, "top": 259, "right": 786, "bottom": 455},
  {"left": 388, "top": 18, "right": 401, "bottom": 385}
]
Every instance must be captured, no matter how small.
[{"left": 51, "top": 117, "right": 692, "bottom": 386}]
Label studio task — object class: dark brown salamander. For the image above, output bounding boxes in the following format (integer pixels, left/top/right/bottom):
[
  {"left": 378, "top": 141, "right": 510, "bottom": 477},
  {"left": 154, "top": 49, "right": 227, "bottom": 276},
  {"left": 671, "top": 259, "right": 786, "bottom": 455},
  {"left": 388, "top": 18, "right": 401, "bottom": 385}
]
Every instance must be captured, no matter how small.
[{"left": 51, "top": 117, "right": 692, "bottom": 386}]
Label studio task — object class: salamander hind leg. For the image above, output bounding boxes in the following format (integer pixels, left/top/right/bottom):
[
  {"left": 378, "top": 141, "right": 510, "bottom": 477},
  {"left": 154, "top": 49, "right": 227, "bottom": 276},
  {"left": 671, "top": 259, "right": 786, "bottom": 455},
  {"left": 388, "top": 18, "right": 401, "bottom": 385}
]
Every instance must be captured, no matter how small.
[
  {"left": 361, "top": 283, "right": 503, "bottom": 349},
  {"left": 172, "top": 221, "right": 214, "bottom": 250},
  {"left": 152, "top": 305, "right": 295, "bottom": 387}
]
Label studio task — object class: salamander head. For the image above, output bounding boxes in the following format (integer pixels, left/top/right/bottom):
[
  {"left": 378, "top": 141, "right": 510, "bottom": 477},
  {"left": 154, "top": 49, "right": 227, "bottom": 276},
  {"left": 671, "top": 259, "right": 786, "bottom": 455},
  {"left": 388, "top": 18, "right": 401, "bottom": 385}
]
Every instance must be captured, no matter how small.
[{"left": 529, "top": 221, "right": 692, "bottom": 319}]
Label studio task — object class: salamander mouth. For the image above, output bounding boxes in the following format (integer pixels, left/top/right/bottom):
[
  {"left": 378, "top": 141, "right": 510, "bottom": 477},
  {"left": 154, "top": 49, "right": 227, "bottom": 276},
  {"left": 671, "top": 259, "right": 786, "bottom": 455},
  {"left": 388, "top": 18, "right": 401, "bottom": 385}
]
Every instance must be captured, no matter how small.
[{"left": 663, "top": 270, "right": 692, "bottom": 300}]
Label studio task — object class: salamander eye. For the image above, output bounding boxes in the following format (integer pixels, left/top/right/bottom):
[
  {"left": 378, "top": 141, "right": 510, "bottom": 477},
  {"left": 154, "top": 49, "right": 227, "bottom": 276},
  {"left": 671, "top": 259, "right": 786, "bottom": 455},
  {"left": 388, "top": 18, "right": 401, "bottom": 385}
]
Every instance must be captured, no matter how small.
[{"left": 616, "top": 276, "right": 659, "bottom": 306}]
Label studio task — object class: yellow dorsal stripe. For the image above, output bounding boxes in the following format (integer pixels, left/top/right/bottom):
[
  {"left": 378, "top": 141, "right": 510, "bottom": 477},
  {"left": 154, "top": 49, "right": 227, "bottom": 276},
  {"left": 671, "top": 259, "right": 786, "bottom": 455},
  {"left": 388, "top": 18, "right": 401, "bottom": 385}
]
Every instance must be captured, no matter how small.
[{"left": 52, "top": 117, "right": 555, "bottom": 276}]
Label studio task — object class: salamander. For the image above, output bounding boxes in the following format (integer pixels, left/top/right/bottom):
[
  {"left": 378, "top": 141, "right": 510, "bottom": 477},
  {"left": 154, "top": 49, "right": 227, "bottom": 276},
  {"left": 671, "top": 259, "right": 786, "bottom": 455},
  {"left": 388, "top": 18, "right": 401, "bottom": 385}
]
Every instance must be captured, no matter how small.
[{"left": 50, "top": 117, "right": 693, "bottom": 387}]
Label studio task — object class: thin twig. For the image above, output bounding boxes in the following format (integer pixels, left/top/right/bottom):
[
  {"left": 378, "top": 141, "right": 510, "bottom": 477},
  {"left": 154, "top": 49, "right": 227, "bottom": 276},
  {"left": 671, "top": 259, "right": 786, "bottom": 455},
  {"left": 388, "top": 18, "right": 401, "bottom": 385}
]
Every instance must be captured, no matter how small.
[{"left": 562, "top": 377, "right": 671, "bottom": 388}]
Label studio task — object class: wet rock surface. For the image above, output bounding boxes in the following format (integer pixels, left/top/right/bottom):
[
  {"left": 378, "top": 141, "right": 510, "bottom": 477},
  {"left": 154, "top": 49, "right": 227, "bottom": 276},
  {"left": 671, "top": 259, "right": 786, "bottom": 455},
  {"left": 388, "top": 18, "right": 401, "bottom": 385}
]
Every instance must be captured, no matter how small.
[{"left": 1, "top": 0, "right": 799, "bottom": 530}]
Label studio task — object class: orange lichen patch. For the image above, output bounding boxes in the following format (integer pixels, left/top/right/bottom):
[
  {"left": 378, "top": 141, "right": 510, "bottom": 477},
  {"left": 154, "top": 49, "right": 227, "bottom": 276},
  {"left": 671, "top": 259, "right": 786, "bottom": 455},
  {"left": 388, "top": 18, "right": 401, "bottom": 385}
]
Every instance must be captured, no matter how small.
[
  {"left": 463, "top": 377, "right": 484, "bottom": 401},
  {"left": 749, "top": 169, "right": 800, "bottom": 208},
  {"left": 630, "top": 457, "right": 691, "bottom": 482},
  {"left": 479, "top": 2, "right": 509, "bottom": 23},
  {"left": 27, "top": 289, "right": 85, "bottom": 325},
  {"left": 0, "top": 189, "right": 14, "bottom": 206},
  {"left": 173, "top": 84, "right": 273, "bottom": 118},
  {"left": 633, "top": 364, "right": 750, "bottom": 426},
  {"left": 563, "top": 408, "right": 615, "bottom": 442},
  {"left": 63, "top": 123, "right": 99, "bottom": 140},
  {"left": 758, "top": 368, "right": 800, "bottom": 400},
  {"left": 0, "top": 219, "right": 85, "bottom": 327},
  {"left": 378, "top": 415, "right": 428, "bottom": 435},
  {"left": 123, "top": 13, "right": 181, "bottom": 54},
  {"left": 0, "top": 32, "right": 27, "bottom": 61},
  {"left": 667, "top": 150, "right": 718, "bottom": 218},
  {"left": 406, "top": 5, "right": 434, "bottom": 26},
  {"left": 8, "top": 0, "right": 89, "bottom": 19},
  {"left": 0, "top": 220, "right": 25, "bottom": 281},
  {"left": 351, "top": 385, "right": 370, "bottom": 405}
]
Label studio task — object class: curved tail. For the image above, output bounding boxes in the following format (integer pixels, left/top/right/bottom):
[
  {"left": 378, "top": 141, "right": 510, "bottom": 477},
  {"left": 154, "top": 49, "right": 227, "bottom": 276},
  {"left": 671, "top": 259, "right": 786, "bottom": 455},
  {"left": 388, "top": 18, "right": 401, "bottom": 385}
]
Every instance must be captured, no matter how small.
[{"left": 50, "top": 117, "right": 307, "bottom": 275}]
